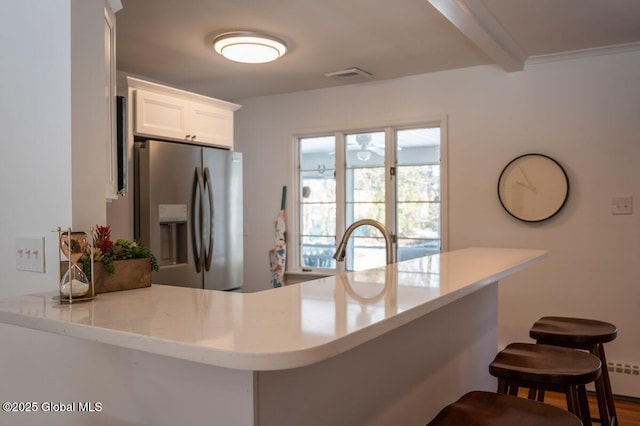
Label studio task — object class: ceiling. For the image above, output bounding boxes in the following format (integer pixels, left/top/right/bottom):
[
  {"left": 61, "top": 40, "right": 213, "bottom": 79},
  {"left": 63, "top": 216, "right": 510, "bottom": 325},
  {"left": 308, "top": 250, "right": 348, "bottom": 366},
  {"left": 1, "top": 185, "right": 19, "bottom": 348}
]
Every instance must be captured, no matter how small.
[{"left": 116, "top": 0, "right": 640, "bottom": 102}]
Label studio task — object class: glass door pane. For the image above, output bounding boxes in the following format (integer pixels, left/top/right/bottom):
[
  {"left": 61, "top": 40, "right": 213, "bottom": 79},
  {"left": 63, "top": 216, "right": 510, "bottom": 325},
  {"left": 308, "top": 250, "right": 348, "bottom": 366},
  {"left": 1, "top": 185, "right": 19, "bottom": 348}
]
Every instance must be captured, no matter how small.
[
  {"left": 299, "top": 136, "right": 336, "bottom": 269},
  {"left": 345, "top": 132, "right": 386, "bottom": 271},
  {"left": 395, "top": 127, "right": 441, "bottom": 262}
]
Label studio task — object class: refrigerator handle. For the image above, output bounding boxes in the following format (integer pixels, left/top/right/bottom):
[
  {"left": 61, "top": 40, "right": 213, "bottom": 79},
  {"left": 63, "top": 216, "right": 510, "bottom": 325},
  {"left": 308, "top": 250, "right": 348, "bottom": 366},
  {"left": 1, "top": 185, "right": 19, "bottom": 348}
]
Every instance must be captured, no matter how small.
[
  {"left": 192, "top": 166, "right": 205, "bottom": 273},
  {"left": 204, "top": 167, "right": 214, "bottom": 271}
]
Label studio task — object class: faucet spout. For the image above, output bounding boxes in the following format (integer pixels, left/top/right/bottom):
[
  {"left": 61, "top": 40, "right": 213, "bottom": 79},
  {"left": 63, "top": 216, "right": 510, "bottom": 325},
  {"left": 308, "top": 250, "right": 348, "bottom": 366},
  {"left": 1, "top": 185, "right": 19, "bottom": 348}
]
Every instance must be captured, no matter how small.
[{"left": 333, "top": 219, "right": 394, "bottom": 265}]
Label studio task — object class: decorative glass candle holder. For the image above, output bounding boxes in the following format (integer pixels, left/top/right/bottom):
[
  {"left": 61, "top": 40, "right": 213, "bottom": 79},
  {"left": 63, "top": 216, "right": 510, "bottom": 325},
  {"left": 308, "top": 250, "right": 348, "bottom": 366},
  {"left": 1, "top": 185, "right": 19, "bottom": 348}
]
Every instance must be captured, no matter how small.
[{"left": 57, "top": 227, "right": 95, "bottom": 303}]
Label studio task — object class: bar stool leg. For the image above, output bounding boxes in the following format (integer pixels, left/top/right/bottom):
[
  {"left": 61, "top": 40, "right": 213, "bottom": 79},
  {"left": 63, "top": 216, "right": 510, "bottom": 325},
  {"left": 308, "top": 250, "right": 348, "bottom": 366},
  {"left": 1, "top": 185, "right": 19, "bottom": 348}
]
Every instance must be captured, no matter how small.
[
  {"left": 497, "top": 378, "right": 508, "bottom": 394},
  {"left": 594, "top": 369, "right": 611, "bottom": 426},
  {"left": 593, "top": 343, "right": 618, "bottom": 426},
  {"left": 526, "top": 388, "right": 545, "bottom": 401},
  {"left": 565, "top": 385, "right": 593, "bottom": 426},
  {"left": 577, "top": 385, "right": 593, "bottom": 426},
  {"left": 529, "top": 389, "right": 544, "bottom": 402},
  {"left": 536, "top": 389, "right": 545, "bottom": 402},
  {"left": 565, "top": 387, "right": 578, "bottom": 419},
  {"left": 508, "top": 385, "right": 519, "bottom": 396}
]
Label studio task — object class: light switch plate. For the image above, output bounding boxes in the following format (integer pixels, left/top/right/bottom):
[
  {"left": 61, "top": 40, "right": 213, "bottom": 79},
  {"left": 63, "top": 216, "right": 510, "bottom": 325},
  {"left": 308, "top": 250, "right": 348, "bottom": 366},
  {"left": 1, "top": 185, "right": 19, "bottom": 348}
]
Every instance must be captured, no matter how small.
[
  {"left": 16, "top": 236, "right": 45, "bottom": 272},
  {"left": 611, "top": 196, "right": 633, "bottom": 215}
]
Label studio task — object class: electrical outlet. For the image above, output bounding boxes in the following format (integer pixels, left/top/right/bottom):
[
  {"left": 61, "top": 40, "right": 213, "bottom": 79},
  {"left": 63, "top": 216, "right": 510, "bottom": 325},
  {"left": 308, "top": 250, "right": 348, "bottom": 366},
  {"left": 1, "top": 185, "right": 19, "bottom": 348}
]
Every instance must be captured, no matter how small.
[
  {"left": 16, "top": 236, "right": 45, "bottom": 273},
  {"left": 611, "top": 196, "right": 633, "bottom": 215}
]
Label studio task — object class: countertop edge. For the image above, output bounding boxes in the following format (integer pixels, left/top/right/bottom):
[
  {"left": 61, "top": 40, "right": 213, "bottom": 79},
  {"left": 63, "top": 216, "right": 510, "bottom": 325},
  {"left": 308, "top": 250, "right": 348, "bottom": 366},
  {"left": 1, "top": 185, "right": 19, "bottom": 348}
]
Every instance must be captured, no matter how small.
[{"left": 0, "top": 248, "right": 548, "bottom": 371}]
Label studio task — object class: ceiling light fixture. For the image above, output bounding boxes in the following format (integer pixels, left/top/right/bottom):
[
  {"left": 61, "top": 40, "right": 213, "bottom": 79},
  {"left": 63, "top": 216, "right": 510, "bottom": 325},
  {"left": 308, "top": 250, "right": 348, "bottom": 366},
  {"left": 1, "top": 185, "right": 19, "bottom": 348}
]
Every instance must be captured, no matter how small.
[{"left": 213, "top": 31, "right": 287, "bottom": 64}]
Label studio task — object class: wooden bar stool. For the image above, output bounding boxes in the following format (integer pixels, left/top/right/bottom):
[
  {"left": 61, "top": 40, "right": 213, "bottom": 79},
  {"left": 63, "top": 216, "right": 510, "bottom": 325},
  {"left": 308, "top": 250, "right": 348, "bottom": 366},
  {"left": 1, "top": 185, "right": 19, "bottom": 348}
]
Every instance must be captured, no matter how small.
[
  {"left": 530, "top": 316, "right": 618, "bottom": 426},
  {"left": 427, "top": 391, "right": 582, "bottom": 425},
  {"left": 489, "top": 343, "right": 601, "bottom": 426}
]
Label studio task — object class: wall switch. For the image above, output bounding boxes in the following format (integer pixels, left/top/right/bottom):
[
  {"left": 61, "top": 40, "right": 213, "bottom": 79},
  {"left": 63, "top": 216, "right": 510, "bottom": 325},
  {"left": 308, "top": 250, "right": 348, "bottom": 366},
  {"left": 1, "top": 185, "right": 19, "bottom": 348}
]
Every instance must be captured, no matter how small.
[
  {"left": 611, "top": 196, "right": 633, "bottom": 215},
  {"left": 16, "top": 236, "right": 45, "bottom": 273}
]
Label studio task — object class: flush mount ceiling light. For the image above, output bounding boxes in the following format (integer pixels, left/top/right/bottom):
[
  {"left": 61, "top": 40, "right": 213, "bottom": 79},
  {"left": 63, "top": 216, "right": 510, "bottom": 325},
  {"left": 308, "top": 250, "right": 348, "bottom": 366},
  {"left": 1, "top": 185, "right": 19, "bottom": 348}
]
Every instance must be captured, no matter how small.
[{"left": 213, "top": 31, "right": 287, "bottom": 64}]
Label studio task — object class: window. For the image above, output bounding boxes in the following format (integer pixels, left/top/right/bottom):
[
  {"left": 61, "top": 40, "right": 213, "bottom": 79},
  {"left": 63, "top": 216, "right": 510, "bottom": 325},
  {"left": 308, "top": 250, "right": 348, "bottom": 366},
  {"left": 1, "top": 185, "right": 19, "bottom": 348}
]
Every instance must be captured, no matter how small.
[
  {"left": 295, "top": 121, "right": 446, "bottom": 272},
  {"left": 299, "top": 136, "right": 337, "bottom": 269}
]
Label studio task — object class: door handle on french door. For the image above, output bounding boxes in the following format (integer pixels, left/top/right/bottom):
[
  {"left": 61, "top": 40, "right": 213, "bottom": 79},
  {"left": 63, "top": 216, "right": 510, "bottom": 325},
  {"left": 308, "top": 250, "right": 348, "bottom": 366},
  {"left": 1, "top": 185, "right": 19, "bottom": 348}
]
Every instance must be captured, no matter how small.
[
  {"left": 204, "top": 167, "right": 214, "bottom": 271},
  {"left": 192, "top": 167, "right": 205, "bottom": 273}
]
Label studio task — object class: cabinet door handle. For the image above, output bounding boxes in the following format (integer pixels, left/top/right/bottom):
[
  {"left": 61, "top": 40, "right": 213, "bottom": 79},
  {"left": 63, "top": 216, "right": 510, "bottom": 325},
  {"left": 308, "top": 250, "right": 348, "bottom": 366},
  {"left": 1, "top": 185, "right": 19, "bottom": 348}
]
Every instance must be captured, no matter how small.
[
  {"left": 186, "top": 134, "right": 191, "bottom": 139},
  {"left": 191, "top": 135, "right": 197, "bottom": 140}
]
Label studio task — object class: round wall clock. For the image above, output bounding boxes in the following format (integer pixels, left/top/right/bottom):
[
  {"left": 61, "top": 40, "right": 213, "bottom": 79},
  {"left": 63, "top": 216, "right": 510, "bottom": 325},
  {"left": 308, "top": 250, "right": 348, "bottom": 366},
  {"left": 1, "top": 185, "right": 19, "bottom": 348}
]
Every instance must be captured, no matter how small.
[{"left": 497, "top": 153, "right": 569, "bottom": 222}]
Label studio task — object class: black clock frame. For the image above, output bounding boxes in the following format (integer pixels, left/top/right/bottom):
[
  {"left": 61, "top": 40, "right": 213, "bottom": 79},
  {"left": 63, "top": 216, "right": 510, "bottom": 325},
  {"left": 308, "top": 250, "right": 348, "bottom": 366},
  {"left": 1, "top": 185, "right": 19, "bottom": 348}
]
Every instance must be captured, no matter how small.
[{"left": 497, "top": 153, "right": 570, "bottom": 223}]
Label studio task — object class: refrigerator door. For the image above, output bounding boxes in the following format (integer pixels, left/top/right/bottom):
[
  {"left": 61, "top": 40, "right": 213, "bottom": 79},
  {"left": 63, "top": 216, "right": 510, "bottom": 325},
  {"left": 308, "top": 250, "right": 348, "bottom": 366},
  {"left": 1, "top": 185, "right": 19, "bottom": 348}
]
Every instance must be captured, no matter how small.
[
  {"left": 202, "top": 149, "right": 243, "bottom": 290},
  {"left": 135, "top": 140, "right": 203, "bottom": 288}
]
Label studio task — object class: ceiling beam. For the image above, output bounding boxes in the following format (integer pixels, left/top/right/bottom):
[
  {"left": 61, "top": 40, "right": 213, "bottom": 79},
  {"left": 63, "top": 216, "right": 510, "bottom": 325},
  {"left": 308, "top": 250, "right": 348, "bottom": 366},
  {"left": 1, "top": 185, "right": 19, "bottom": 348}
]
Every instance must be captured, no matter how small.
[{"left": 428, "top": 0, "right": 526, "bottom": 72}]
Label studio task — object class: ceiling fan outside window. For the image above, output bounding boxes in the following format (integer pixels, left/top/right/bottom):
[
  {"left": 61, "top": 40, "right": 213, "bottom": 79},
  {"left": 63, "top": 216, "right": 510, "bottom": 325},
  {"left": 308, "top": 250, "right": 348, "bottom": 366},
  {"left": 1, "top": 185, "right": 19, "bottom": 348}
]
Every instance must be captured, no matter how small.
[{"left": 345, "top": 132, "right": 386, "bottom": 162}]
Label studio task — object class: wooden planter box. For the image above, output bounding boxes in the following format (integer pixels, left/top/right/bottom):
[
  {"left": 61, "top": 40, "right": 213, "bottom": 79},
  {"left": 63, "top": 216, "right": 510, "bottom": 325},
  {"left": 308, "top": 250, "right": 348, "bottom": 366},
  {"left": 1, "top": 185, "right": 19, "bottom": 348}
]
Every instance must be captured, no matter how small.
[
  {"left": 93, "top": 258, "right": 152, "bottom": 294},
  {"left": 60, "top": 258, "right": 152, "bottom": 295}
]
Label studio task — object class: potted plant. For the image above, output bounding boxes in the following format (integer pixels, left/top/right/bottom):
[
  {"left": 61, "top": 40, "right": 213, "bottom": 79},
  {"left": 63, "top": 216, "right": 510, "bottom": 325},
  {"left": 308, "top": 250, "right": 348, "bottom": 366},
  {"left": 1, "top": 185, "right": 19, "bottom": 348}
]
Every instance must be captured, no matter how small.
[{"left": 81, "top": 225, "right": 159, "bottom": 293}]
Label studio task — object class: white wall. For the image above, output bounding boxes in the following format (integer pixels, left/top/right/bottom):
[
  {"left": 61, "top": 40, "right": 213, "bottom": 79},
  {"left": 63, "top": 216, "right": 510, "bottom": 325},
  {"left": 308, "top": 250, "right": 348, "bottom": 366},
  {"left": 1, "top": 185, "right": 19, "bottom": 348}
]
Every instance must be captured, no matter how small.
[
  {"left": 0, "top": 0, "right": 107, "bottom": 298},
  {"left": 0, "top": 1, "right": 72, "bottom": 298},
  {"left": 235, "top": 51, "right": 640, "bottom": 395}
]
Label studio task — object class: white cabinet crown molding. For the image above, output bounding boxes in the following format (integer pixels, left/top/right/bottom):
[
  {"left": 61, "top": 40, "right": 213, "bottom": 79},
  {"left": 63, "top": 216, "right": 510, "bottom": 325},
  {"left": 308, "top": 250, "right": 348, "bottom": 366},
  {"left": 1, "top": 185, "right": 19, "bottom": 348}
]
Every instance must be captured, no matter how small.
[{"left": 126, "top": 76, "right": 241, "bottom": 112}]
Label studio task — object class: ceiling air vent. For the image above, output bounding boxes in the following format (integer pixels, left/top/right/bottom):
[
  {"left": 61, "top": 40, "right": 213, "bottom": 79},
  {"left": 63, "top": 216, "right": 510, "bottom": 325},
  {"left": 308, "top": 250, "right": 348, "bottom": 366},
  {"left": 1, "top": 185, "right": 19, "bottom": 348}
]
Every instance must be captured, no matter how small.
[{"left": 324, "top": 67, "right": 372, "bottom": 80}]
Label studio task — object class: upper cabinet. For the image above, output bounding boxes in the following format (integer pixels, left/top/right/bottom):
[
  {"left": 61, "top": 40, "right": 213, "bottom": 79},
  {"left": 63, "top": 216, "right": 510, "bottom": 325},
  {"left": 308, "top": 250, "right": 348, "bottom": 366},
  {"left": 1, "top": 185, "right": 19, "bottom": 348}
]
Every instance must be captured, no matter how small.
[
  {"left": 135, "top": 89, "right": 189, "bottom": 140},
  {"left": 128, "top": 77, "right": 240, "bottom": 149},
  {"left": 188, "top": 100, "right": 235, "bottom": 146}
]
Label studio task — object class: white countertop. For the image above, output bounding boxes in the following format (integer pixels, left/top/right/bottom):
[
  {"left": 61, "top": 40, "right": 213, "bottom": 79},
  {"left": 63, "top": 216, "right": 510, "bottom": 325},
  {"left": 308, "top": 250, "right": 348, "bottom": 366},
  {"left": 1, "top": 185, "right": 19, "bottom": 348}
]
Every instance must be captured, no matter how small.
[{"left": 0, "top": 247, "right": 546, "bottom": 370}]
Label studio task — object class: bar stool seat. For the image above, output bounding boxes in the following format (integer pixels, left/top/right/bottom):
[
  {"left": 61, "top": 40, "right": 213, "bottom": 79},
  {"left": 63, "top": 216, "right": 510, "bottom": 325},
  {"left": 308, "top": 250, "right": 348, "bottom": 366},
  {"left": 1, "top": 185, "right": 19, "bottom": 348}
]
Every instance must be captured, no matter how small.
[
  {"left": 427, "top": 391, "right": 583, "bottom": 425},
  {"left": 530, "top": 316, "right": 618, "bottom": 426},
  {"left": 489, "top": 342, "right": 601, "bottom": 426}
]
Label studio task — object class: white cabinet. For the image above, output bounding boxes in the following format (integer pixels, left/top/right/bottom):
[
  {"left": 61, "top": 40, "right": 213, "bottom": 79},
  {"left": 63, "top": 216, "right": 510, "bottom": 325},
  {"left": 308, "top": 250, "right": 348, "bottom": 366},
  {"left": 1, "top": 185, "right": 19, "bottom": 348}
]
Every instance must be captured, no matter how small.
[
  {"left": 135, "top": 89, "right": 189, "bottom": 141},
  {"left": 130, "top": 80, "right": 240, "bottom": 149},
  {"left": 188, "top": 101, "right": 234, "bottom": 147},
  {"left": 104, "top": 3, "right": 118, "bottom": 200}
]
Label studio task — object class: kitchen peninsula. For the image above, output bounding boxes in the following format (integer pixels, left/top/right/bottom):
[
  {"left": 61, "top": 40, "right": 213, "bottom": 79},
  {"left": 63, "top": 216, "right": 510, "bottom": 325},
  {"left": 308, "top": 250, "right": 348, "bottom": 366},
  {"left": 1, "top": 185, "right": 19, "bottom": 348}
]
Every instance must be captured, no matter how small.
[{"left": 0, "top": 247, "right": 546, "bottom": 426}]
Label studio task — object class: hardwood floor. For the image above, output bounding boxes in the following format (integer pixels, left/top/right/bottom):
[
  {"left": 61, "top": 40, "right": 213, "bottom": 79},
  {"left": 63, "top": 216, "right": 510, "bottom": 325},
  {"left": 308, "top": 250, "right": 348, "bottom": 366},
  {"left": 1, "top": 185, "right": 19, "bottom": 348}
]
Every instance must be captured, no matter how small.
[{"left": 525, "top": 390, "right": 640, "bottom": 426}]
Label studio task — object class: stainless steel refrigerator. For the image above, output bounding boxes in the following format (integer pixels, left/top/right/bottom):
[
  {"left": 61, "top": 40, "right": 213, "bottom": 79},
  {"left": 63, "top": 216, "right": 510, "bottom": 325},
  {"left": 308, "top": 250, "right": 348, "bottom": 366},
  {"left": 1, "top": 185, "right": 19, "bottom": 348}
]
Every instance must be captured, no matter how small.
[{"left": 134, "top": 140, "right": 243, "bottom": 291}]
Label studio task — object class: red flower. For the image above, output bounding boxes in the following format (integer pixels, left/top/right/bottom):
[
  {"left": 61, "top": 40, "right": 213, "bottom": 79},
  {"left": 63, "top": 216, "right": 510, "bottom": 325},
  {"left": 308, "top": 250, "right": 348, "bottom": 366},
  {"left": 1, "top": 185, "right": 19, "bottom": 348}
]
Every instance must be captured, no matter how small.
[{"left": 94, "top": 225, "right": 114, "bottom": 254}]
